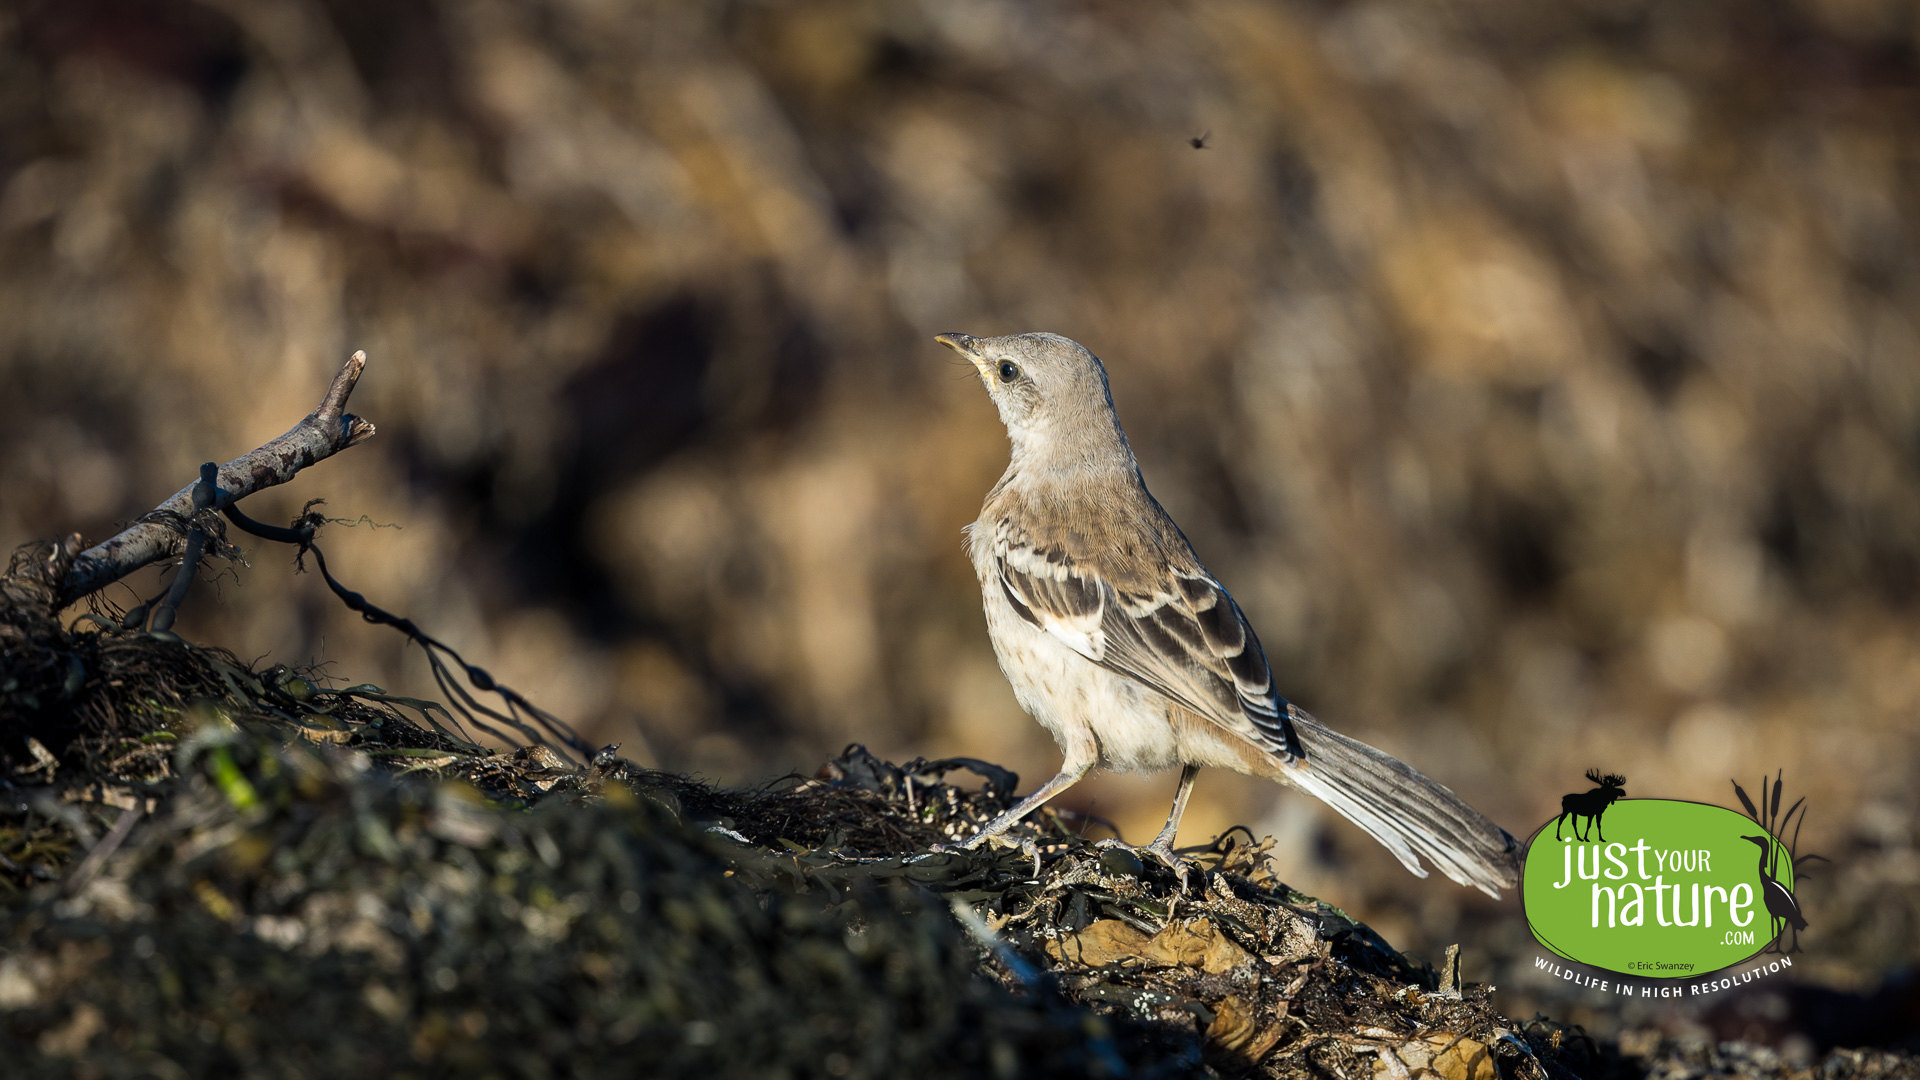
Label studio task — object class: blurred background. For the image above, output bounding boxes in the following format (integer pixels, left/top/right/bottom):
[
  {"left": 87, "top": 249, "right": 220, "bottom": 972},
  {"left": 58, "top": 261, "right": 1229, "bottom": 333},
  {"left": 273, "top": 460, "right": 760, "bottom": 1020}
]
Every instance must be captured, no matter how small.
[{"left": 2, "top": 0, "right": 1916, "bottom": 1045}]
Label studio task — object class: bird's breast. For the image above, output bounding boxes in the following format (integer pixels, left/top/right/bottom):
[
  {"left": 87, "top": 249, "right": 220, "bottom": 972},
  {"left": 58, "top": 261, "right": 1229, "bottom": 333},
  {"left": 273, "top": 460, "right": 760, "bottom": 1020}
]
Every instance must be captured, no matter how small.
[{"left": 972, "top": 539, "right": 1187, "bottom": 772}]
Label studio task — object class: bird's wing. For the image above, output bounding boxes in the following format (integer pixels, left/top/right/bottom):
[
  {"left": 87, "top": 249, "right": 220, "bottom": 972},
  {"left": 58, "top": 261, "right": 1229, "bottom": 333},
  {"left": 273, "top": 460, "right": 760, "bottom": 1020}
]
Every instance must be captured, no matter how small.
[{"left": 993, "top": 541, "right": 1303, "bottom": 763}]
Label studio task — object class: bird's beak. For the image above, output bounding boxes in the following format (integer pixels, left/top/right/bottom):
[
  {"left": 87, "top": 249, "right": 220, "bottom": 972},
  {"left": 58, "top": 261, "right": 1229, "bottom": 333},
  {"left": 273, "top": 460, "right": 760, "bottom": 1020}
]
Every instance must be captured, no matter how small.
[
  {"left": 935, "top": 332, "right": 992, "bottom": 381},
  {"left": 934, "top": 332, "right": 979, "bottom": 358}
]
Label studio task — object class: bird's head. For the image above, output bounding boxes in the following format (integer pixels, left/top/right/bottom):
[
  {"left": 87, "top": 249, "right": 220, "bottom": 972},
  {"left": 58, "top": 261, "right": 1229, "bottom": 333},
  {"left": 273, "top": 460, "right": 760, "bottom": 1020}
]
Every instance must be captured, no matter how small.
[
  {"left": 1740, "top": 834, "right": 1771, "bottom": 850},
  {"left": 934, "top": 331, "right": 1132, "bottom": 468}
]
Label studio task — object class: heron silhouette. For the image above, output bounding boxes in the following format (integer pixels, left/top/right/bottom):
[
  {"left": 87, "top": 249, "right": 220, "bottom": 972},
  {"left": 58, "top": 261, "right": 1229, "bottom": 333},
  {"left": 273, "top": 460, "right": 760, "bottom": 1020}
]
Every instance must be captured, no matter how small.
[{"left": 1741, "top": 834, "right": 1806, "bottom": 954}]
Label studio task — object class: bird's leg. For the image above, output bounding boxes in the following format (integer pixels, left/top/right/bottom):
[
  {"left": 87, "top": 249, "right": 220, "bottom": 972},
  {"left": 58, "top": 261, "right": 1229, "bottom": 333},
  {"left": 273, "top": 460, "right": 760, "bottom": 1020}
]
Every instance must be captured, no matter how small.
[
  {"left": 1140, "top": 764, "right": 1202, "bottom": 892},
  {"left": 1146, "top": 765, "right": 1201, "bottom": 860},
  {"left": 957, "top": 756, "right": 1094, "bottom": 851}
]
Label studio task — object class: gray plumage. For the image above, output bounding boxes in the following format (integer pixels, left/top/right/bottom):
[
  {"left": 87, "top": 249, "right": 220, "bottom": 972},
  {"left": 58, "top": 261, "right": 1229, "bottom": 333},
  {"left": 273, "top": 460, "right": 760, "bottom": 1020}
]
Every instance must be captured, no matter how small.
[{"left": 937, "top": 330, "right": 1521, "bottom": 898}]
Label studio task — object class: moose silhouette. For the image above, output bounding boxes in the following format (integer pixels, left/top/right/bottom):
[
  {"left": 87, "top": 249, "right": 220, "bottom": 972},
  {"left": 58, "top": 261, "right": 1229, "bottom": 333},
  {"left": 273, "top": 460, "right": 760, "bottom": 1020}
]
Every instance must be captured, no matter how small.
[{"left": 1554, "top": 769, "right": 1627, "bottom": 842}]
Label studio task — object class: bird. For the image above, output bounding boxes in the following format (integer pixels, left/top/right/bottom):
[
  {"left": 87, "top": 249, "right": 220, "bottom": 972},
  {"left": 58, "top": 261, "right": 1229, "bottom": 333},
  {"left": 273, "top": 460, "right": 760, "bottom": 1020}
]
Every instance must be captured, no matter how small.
[
  {"left": 1741, "top": 834, "right": 1806, "bottom": 953},
  {"left": 935, "top": 330, "right": 1522, "bottom": 898}
]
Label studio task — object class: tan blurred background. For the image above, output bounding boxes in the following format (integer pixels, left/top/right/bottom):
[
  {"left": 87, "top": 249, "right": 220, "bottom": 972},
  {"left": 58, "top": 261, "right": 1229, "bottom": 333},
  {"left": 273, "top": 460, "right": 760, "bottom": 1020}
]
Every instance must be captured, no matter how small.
[{"left": 3, "top": 0, "right": 1917, "bottom": 1033}]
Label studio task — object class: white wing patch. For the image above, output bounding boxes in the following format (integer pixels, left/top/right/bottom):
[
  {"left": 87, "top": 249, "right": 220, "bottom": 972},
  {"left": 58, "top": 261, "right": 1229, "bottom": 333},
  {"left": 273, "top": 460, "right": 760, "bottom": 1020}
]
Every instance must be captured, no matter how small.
[{"left": 998, "top": 543, "right": 1107, "bottom": 662}]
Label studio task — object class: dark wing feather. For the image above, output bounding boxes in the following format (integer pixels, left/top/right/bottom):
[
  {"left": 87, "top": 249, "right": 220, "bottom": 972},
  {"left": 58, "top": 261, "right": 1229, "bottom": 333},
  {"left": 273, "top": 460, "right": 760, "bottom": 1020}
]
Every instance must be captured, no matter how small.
[{"left": 1102, "top": 572, "right": 1303, "bottom": 761}]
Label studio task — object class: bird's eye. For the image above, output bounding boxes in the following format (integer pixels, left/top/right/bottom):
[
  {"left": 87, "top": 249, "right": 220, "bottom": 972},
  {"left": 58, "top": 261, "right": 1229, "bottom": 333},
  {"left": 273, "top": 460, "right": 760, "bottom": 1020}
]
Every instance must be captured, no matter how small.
[{"left": 997, "top": 361, "right": 1020, "bottom": 383}]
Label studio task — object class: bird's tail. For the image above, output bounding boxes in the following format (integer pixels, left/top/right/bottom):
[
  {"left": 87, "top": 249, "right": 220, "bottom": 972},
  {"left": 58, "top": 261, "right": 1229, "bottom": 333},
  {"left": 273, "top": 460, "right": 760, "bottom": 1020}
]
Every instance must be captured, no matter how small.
[{"left": 1279, "top": 709, "right": 1522, "bottom": 899}]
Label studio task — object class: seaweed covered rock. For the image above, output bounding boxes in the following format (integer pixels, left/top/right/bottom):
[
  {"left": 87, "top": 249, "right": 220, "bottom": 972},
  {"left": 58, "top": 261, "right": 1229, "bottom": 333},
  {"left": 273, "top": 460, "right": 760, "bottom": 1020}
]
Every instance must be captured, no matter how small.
[
  {"left": 0, "top": 725, "right": 1575, "bottom": 1079},
  {"left": 1, "top": 729, "right": 1140, "bottom": 1078}
]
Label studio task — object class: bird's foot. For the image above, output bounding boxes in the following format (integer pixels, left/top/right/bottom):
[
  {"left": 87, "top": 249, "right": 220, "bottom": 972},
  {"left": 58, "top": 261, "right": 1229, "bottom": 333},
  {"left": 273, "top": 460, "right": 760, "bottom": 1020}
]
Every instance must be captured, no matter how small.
[
  {"left": 1144, "top": 839, "right": 1199, "bottom": 894},
  {"left": 965, "top": 833, "right": 1043, "bottom": 876},
  {"left": 1094, "top": 837, "right": 1199, "bottom": 893},
  {"left": 930, "top": 829, "right": 1017, "bottom": 857}
]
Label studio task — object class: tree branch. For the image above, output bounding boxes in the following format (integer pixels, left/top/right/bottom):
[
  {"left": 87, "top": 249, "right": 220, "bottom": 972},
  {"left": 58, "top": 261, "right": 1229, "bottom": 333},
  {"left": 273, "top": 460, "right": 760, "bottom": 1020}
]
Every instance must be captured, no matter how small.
[{"left": 56, "top": 351, "right": 376, "bottom": 608}]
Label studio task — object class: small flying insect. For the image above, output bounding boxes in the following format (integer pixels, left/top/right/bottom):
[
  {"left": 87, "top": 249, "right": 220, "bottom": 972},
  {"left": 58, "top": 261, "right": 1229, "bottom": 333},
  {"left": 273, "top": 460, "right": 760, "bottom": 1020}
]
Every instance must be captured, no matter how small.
[{"left": 1189, "top": 130, "right": 1211, "bottom": 149}]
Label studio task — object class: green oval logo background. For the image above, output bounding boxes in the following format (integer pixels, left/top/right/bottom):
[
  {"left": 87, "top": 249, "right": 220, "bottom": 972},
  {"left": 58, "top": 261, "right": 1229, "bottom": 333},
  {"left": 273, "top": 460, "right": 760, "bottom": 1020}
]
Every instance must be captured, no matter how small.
[{"left": 1522, "top": 799, "right": 1792, "bottom": 978}]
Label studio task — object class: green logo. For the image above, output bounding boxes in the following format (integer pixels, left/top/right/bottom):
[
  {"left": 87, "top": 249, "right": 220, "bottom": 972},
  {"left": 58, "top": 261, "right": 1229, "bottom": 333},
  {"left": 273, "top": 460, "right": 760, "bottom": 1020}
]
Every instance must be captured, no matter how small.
[{"left": 1521, "top": 773, "right": 1819, "bottom": 981}]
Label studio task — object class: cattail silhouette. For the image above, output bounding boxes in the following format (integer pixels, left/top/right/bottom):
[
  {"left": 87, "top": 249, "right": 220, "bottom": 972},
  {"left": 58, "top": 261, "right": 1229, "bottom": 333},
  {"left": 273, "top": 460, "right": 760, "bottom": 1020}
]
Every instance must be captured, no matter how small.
[{"left": 1731, "top": 771, "right": 1826, "bottom": 954}]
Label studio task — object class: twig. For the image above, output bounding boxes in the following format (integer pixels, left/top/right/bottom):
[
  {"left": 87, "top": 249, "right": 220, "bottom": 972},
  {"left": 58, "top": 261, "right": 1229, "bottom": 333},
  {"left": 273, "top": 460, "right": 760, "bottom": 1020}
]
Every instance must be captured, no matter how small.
[
  {"left": 950, "top": 897, "right": 1043, "bottom": 986},
  {"left": 63, "top": 804, "right": 142, "bottom": 897},
  {"left": 56, "top": 351, "right": 376, "bottom": 608},
  {"left": 45, "top": 346, "right": 586, "bottom": 763},
  {"left": 1438, "top": 943, "right": 1462, "bottom": 998},
  {"left": 218, "top": 503, "right": 589, "bottom": 762},
  {"left": 145, "top": 463, "right": 219, "bottom": 632}
]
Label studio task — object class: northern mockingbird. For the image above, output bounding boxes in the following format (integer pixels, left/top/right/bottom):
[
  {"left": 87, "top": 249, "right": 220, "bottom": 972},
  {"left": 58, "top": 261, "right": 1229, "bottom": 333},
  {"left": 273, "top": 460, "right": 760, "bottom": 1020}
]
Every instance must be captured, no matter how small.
[{"left": 936, "top": 330, "right": 1521, "bottom": 897}]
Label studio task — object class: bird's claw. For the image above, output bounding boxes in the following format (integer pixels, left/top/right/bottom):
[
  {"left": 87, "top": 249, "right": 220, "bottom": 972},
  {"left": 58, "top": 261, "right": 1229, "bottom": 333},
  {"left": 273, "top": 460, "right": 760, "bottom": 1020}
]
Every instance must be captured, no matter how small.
[{"left": 1019, "top": 837, "right": 1042, "bottom": 878}]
